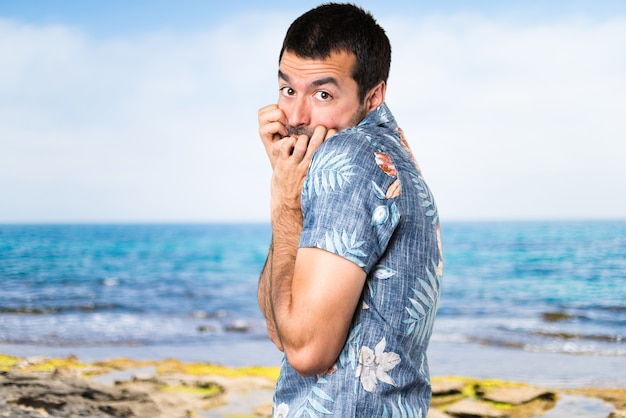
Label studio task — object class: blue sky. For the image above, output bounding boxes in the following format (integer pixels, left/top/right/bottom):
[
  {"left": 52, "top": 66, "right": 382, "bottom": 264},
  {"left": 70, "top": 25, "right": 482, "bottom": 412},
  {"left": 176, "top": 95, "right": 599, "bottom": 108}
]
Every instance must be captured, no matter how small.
[
  {"left": 2, "top": 1, "right": 625, "bottom": 36},
  {"left": 1, "top": 1, "right": 625, "bottom": 222}
]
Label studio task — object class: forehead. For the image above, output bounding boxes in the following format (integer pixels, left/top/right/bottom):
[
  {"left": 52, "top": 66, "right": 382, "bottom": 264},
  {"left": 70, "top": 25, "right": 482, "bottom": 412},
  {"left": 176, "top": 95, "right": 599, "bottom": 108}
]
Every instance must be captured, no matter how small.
[{"left": 278, "top": 50, "right": 356, "bottom": 84}]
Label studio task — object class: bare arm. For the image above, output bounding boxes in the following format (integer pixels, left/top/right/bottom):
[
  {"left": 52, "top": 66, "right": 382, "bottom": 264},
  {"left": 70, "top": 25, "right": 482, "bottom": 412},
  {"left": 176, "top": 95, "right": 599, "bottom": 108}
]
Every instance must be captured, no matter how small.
[
  {"left": 257, "top": 112, "right": 365, "bottom": 376},
  {"left": 258, "top": 126, "right": 319, "bottom": 354},
  {"left": 261, "top": 233, "right": 366, "bottom": 376},
  {"left": 282, "top": 247, "right": 366, "bottom": 376},
  {"left": 258, "top": 241, "right": 283, "bottom": 350},
  {"left": 257, "top": 104, "right": 302, "bottom": 351}
]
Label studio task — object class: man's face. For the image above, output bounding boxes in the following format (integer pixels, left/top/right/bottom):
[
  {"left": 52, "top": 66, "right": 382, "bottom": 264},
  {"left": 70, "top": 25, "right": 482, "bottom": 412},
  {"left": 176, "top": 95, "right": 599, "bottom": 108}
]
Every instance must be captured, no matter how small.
[{"left": 277, "top": 50, "right": 367, "bottom": 138}]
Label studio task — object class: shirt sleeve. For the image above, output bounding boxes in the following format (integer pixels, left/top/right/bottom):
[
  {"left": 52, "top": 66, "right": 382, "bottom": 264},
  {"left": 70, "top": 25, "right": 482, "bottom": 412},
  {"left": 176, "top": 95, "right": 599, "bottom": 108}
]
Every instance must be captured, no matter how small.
[{"left": 299, "top": 132, "right": 401, "bottom": 274}]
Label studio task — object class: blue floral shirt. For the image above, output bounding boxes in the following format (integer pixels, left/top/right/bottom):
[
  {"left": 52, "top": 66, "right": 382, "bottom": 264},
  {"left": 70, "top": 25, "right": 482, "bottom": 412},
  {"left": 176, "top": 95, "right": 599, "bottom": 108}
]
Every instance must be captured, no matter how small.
[{"left": 273, "top": 104, "right": 443, "bottom": 418}]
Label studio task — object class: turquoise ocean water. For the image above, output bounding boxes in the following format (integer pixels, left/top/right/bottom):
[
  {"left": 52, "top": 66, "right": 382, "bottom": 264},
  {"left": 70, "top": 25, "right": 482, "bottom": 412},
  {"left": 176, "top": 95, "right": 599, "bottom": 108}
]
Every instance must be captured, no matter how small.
[{"left": 1, "top": 221, "right": 624, "bottom": 360}]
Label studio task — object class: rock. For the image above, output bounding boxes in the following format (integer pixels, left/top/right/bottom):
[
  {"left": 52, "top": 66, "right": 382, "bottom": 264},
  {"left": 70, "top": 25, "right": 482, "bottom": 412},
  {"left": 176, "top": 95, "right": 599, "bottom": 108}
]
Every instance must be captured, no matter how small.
[
  {"left": 0, "top": 370, "right": 161, "bottom": 418},
  {"left": 542, "top": 312, "right": 576, "bottom": 322},
  {"left": 427, "top": 407, "right": 454, "bottom": 418},
  {"left": 480, "top": 386, "right": 555, "bottom": 405},
  {"left": 0, "top": 404, "right": 47, "bottom": 417},
  {"left": 432, "top": 380, "right": 465, "bottom": 396},
  {"left": 254, "top": 402, "right": 273, "bottom": 417},
  {"left": 197, "top": 324, "right": 219, "bottom": 333},
  {"left": 610, "top": 411, "right": 626, "bottom": 418},
  {"left": 445, "top": 398, "right": 507, "bottom": 418},
  {"left": 226, "top": 319, "right": 251, "bottom": 332},
  {"left": 132, "top": 373, "right": 159, "bottom": 383}
]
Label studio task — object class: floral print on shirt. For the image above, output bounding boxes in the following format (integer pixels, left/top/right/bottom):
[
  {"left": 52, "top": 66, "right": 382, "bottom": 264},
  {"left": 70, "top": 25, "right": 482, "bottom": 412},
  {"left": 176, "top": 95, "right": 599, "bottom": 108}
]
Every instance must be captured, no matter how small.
[{"left": 273, "top": 103, "right": 443, "bottom": 417}]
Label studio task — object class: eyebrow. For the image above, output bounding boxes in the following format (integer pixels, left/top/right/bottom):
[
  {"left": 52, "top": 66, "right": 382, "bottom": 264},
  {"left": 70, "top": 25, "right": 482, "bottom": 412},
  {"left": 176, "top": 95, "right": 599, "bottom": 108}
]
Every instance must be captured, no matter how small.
[{"left": 278, "top": 70, "right": 340, "bottom": 88}]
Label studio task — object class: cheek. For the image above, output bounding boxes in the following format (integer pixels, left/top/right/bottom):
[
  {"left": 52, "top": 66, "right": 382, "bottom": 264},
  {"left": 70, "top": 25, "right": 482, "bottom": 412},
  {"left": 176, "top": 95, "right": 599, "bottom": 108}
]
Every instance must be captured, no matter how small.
[
  {"left": 311, "top": 107, "right": 351, "bottom": 130},
  {"left": 276, "top": 97, "right": 289, "bottom": 113}
]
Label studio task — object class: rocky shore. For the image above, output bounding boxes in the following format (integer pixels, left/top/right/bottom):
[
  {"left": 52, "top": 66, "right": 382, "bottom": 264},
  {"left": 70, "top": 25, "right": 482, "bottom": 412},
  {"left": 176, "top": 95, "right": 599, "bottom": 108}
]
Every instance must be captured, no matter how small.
[{"left": 1, "top": 353, "right": 625, "bottom": 418}]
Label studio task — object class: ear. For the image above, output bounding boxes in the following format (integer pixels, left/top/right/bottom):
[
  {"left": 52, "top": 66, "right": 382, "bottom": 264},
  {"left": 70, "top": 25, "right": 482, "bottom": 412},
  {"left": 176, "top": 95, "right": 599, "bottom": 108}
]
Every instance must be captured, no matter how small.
[{"left": 365, "top": 81, "right": 386, "bottom": 112}]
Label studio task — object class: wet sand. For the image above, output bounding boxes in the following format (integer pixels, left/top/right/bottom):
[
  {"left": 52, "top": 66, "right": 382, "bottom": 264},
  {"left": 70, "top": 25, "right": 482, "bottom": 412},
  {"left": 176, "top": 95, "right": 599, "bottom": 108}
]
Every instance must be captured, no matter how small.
[{"left": 2, "top": 339, "right": 624, "bottom": 388}]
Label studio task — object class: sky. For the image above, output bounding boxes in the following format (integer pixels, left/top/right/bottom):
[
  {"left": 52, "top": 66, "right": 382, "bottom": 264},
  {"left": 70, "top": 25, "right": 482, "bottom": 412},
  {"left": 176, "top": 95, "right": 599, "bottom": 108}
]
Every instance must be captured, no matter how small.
[{"left": 1, "top": 1, "right": 625, "bottom": 223}]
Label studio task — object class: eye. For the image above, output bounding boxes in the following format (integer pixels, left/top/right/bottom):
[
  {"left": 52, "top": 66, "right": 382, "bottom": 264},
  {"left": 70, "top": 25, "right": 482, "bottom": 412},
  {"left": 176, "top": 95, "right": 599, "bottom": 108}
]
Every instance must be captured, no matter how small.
[
  {"left": 280, "top": 86, "right": 296, "bottom": 97},
  {"left": 315, "top": 91, "right": 332, "bottom": 101}
]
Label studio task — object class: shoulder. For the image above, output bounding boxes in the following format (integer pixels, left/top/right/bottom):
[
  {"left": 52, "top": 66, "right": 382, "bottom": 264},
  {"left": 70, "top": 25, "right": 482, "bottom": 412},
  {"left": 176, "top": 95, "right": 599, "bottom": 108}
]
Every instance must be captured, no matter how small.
[
  {"left": 318, "top": 127, "right": 373, "bottom": 154},
  {"left": 308, "top": 130, "right": 380, "bottom": 184},
  {"left": 315, "top": 103, "right": 400, "bottom": 155},
  {"left": 314, "top": 123, "right": 397, "bottom": 163}
]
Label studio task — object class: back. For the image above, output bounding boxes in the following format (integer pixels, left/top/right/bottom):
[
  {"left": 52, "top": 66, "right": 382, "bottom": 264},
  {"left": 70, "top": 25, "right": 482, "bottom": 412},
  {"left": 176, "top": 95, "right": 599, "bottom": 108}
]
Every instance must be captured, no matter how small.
[{"left": 273, "top": 103, "right": 443, "bottom": 417}]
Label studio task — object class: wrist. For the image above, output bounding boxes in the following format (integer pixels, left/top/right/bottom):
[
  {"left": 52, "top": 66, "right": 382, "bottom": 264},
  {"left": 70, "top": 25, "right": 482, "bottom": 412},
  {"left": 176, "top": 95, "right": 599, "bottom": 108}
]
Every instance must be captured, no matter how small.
[{"left": 271, "top": 199, "right": 302, "bottom": 220}]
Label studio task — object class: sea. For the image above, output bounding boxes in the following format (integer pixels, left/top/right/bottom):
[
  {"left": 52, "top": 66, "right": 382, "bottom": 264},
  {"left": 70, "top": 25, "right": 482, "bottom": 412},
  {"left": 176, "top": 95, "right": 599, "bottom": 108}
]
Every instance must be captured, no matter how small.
[{"left": 1, "top": 221, "right": 625, "bottom": 387}]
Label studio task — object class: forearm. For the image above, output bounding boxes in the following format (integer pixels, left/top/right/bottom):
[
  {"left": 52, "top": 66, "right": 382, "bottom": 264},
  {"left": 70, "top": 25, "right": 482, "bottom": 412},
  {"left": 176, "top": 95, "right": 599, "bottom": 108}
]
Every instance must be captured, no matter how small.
[
  {"left": 255, "top": 125, "right": 338, "bottom": 374},
  {"left": 258, "top": 241, "right": 281, "bottom": 349},
  {"left": 261, "top": 203, "right": 302, "bottom": 349},
  {"left": 261, "top": 200, "right": 367, "bottom": 376}
]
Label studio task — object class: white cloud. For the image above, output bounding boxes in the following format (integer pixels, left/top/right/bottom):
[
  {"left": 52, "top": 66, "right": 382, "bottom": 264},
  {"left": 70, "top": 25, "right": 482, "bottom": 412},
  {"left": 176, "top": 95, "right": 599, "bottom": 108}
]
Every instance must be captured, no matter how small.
[
  {"left": 0, "top": 12, "right": 624, "bottom": 222},
  {"left": 384, "top": 14, "right": 626, "bottom": 220},
  {"left": 0, "top": 14, "right": 287, "bottom": 222}
]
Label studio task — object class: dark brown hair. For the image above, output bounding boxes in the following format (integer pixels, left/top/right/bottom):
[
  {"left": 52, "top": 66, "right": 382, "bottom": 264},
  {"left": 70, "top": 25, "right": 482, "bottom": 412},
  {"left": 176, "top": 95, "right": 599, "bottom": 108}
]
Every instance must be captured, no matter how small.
[{"left": 279, "top": 3, "right": 391, "bottom": 103}]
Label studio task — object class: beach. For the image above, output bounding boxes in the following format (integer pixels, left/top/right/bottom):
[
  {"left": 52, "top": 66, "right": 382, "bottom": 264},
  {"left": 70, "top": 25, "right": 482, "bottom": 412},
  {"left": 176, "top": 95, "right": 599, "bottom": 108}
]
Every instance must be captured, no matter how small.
[
  {"left": 2, "top": 339, "right": 626, "bottom": 417},
  {"left": 2, "top": 339, "right": 626, "bottom": 389}
]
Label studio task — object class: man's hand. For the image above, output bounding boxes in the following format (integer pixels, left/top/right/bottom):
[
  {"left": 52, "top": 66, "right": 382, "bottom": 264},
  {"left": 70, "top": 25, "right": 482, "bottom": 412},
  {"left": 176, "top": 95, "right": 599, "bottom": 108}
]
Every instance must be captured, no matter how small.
[
  {"left": 258, "top": 104, "right": 288, "bottom": 169},
  {"left": 259, "top": 104, "right": 337, "bottom": 170},
  {"left": 270, "top": 125, "right": 335, "bottom": 215}
]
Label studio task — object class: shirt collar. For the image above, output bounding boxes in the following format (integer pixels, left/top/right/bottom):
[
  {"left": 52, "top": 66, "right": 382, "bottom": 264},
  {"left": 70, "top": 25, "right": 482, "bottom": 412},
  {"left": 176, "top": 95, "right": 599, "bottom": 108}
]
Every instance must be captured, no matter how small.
[{"left": 357, "top": 103, "right": 398, "bottom": 134}]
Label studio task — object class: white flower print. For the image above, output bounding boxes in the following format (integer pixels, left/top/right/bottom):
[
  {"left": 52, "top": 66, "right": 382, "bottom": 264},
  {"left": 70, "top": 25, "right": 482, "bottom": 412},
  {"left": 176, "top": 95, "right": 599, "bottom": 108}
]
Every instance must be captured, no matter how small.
[
  {"left": 355, "top": 337, "right": 400, "bottom": 393},
  {"left": 274, "top": 402, "right": 289, "bottom": 418}
]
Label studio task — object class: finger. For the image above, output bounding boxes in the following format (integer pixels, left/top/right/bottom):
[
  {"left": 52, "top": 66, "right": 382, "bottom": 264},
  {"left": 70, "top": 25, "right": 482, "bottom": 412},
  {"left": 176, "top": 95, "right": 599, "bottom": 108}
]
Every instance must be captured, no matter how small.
[
  {"left": 258, "top": 103, "right": 279, "bottom": 114},
  {"left": 260, "top": 121, "right": 288, "bottom": 144},
  {"left": 291, "top": 134, "right": 309, "bottom": 160},
  {"left": 258, "top": 104, "right": 280, "bottom": 123},
  {"left": 277, "top": 136, "right": 297, "bottom": 158},
  {"left": 259, "top": 106, "right": 288, "bottom": 141},
  {"left": 271, "top": 139, "right": 281, "bottom": 160},
  {"left": 258, "top": 105, "right": 287, "bottom": 128},
  {"left": 304, "top": 126, "right": 328, "bottom": 159},
  {"left": 325, "top": 129, "right": 338, "bottom": 140}
]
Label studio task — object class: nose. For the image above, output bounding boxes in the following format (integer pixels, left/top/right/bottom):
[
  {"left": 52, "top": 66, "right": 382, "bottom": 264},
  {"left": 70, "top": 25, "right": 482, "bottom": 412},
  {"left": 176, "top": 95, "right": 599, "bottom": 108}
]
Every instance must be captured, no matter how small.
[{"left": 287, "top": 97, "right": 311, "bottom": 128}]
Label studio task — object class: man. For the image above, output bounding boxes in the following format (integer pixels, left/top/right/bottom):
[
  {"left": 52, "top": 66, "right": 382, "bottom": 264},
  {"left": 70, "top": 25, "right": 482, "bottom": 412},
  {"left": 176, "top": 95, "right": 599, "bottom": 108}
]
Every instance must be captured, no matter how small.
[{"left": 257, "top": 3, "right": 443, "bottom": 417}]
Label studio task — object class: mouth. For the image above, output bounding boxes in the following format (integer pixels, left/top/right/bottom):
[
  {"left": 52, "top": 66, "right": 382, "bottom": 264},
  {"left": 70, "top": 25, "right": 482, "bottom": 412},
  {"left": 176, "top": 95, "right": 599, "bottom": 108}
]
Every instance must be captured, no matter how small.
[{"left": 285, "top": 125, "right": 314, "bottom": 138}]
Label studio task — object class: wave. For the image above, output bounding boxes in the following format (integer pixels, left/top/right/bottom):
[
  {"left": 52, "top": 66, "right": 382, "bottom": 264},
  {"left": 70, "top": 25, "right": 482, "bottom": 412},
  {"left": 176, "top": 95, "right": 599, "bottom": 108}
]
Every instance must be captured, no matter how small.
[
  {"left": 0, "top": 319, "right": 262, "bottom": 347},
  {"left": 531, "top": 331, "right": 624, "bottom": 343},
  {"left": 595, "top": 304, "right": 626, "bottom": 313},
  {"left": 0, "top": 303, "right": 134, "bottom": 315},
  {"left": 541, "top": 311, "right": 588, "bottom": 322},
  {"left": 456, "top": 336, "right": 626, "bottom": 356}
]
